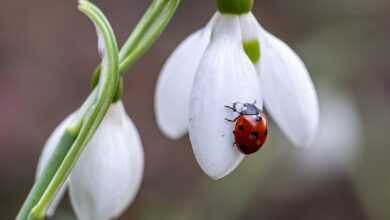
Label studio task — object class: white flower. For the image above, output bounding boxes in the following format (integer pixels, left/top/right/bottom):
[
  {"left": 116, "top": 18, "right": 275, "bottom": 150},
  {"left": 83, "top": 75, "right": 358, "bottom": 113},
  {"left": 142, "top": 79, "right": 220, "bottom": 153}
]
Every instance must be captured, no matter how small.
[
  {"left": 36, "top": 101, "right": 144, "bottom": 220},
  {"left": 155, "top": 10, "right": 319, "bottom": 179}
]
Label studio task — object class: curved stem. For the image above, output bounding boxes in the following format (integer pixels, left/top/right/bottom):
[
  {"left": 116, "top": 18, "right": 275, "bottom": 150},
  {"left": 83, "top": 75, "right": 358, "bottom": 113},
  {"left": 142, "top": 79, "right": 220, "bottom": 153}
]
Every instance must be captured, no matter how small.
[
  {"left": 28, "top": 1, "right": 120, "bottom": 219},
  {"left": 16, "top": 0, "right": 180, "bottom": 219},
  {"left": 20, "top": 1, "right": 120, "bottom": 219}
]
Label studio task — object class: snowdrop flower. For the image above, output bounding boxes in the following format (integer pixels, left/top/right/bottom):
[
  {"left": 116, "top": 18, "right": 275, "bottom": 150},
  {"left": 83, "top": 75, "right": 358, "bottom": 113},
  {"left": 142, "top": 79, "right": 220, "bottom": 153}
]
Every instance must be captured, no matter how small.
[
  {"left": 36, "top": 101, "right": 144, "bottom": 220},
  {"left": 294, "top": 88, "right": 362, "bottom": 177},
  {"left": 155, "top": 0, "right": 319, "bottom": 179}
]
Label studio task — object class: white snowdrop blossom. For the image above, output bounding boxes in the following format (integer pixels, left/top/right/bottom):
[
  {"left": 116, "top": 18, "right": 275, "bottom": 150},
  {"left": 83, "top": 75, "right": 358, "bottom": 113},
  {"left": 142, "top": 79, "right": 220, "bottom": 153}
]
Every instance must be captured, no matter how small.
[
  {"left": 36, "top": 101, "right": 144, "bottom": 220},
  {"left": 155, "top": 1, "right": 319, "bottom": 179}
]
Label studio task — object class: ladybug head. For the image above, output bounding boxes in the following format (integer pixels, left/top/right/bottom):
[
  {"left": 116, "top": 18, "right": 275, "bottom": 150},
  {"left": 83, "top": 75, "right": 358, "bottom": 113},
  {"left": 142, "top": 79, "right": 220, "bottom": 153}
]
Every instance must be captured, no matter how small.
[
  {"left": 241, "top": 103, "right": 260, "bottom": 115},
  {"left": 230, "top": 102, "right": 261, "bottom": 115}
]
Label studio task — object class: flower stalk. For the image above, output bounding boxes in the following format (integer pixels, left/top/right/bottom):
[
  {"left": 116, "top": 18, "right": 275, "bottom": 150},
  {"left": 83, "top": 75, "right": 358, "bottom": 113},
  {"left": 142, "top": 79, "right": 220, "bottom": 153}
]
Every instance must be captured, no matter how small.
[
  {"left": 92, "top": 0, "right": 180, "bottom": 88},
  {"left": 18, "top": 1, "right": 120, "bottom": 219},
  {"left": 27, "top": 1, "right": 120, "bottom": 219},
  {"left": 216, "top": 0, "right": 253, "bottom": 15},
  {"left": 16, "top": 0, "right": 180, "bottom": 219}
]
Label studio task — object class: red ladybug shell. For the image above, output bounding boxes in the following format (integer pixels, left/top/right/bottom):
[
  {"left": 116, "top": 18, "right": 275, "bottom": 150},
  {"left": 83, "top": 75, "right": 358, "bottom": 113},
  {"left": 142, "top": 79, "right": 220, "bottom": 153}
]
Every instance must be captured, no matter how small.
[{"left": 233, "top": 113, "right": 268, "bottom": 155}]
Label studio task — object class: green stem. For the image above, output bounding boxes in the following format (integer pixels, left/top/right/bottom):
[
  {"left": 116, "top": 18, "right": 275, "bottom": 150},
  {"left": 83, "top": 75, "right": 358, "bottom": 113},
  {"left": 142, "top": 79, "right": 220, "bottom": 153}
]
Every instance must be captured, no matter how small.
[
  {"left": 27, "top": 1, "right": 120, "bottom": 219},
  {"left": 216, "top": 0, "right": 253, "bottom": 15},
  {"left": 16, "top": 89, "right": 97, "bottom": 220},
  {"left": 17, "top": 1, "right": 120, "bottom": 219},
  {"left": 15, "top": 130, "right": 78, "bottom": 220},
  {"left": 16, "top": 0, "right": 180, "bottom": 219},
  {"left": 118, "top": 0, "right": 168, "bottom": 63},
  {"left": 119, "top": 0, "right": 180, "bottom": 73},
  {"left": 91, "top": 0, "right": 180, "bottom": 88}
]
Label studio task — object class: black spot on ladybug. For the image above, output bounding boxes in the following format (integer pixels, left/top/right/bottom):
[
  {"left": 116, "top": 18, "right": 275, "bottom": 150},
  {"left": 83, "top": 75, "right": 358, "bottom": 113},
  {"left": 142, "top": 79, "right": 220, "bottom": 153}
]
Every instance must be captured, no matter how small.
[
  {"left": 264, "top": 129, "right": 268, "bottom": 136},
  {"left": 239, "top": 125, "right": 245, "bottom": 131},
  {"left": 250, "top": 131, "right": 259, "bottom": 139},
  {"left": 239, "top": 144, "right": 247, "bottom": 150}
]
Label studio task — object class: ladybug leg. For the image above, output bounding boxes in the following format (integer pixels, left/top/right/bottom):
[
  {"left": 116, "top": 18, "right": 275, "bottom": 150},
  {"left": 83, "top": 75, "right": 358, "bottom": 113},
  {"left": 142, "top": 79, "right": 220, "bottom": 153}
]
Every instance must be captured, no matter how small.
[
  {"left": 225, "top": 116, "right": 239, "bottom": 123},
  {"left": 232, "top": 102, "right": 240, "bottom": 110},
  {"left": 252, "top": 100, "right": 260, "bottom": 109},
  {"left": 225, "top": 118, "right": 235, "bottom": 122},
  {"left": 225, "top": 104, "right": 241, "bottom": 122},
  {"left": 225, "top": 102, "right": 243, "bottom": 113}
]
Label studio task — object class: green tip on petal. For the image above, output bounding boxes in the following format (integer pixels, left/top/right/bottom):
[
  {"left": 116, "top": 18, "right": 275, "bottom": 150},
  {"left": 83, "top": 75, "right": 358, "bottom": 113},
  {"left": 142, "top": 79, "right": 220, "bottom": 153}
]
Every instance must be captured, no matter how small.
[
  {"left": 243, "top": 39, "right": 260, "bottom": 64},
  {"left": 217, "top": 0, "right": 253, "bottom": 15}
]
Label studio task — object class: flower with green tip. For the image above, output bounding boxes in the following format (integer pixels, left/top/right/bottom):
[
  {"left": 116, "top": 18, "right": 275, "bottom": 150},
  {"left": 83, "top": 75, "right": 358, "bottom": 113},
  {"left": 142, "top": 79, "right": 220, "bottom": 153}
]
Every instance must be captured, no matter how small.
[
  {"left": 155, "top": 1, "right": 319, "bottom": 180},
  {"left": 35, "top": 19, "right": 144, "bottom": 219},
  {"left": 36, "top": 101, "right": 144, "bottom": 220}
]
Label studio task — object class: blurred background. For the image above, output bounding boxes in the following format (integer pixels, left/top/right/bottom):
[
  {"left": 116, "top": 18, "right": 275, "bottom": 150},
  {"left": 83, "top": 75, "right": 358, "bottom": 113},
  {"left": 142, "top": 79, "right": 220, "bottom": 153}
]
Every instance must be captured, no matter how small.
[{"left": 0, "top": 0, "right": 388, "bottom": 219}]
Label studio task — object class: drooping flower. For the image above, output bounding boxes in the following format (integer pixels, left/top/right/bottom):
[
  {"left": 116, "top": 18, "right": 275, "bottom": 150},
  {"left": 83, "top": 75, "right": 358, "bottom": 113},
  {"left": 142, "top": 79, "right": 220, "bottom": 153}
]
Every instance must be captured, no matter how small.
[
  {"left": 36, "top": 101, "right": 144, "bottom": 220},
  {"left": 155, "top": 0, "right": 319, "bottom": 179}
]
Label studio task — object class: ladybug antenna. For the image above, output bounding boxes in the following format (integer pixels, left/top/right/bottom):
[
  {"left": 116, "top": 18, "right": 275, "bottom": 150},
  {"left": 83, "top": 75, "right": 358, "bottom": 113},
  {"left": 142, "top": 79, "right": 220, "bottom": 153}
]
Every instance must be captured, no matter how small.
[
  {"left": 232, "top": 102, "right": 241, "bottom": 110},
  {"left": 225, "top": 105, "right": 235, "bottom": 111}
]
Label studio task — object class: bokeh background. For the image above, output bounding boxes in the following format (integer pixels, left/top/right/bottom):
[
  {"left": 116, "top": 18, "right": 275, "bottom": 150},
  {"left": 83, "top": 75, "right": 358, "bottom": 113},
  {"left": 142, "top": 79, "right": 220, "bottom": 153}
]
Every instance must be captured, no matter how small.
[{"left": 0, "top": 0, "right": 388, "bottom": 219}]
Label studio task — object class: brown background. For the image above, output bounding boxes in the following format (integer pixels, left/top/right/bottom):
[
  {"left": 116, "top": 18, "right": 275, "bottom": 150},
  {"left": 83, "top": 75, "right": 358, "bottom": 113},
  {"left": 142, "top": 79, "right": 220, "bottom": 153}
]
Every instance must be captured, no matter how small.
[{"left": 0, "top": 0, "right": 389, "bottom": 219}]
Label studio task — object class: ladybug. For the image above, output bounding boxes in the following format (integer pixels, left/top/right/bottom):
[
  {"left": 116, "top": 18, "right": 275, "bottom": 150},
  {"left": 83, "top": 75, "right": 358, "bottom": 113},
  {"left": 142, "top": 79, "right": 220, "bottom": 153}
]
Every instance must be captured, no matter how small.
[{"left": 225, "top": 102, "right": 268, "bottom": 155}]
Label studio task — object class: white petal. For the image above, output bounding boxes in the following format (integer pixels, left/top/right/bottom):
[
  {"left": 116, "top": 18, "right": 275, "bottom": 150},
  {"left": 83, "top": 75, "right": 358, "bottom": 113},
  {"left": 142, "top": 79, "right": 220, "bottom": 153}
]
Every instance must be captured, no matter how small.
[
  {"left": 239, "top": 13, "right": 268, "bottom": 64},
  {"left": 250, "top": 13, "right": 319, "bottom": 147},
  {"left": 69, "top": 102, "right": 144, "bottom": 220},
  {"left": 154, "top": 15, "right": 215, "bottom": 139},
  {"left": 239, "top": 13, "right": 263, "bottom": 43},
  {"left": 36, "top": 114, "right": 76, "bottom": 217},
  {"left": 189, "top": 15, "right": 262, "bottom": 180}
]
